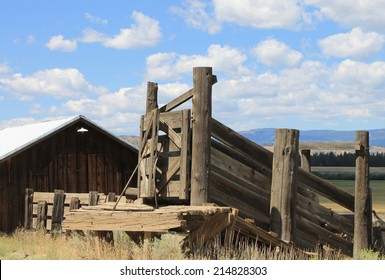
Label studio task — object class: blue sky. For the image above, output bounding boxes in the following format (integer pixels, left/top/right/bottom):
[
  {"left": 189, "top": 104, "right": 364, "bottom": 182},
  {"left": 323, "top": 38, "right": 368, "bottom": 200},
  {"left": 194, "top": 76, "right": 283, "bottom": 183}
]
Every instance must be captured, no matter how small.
[{"left": 1, "top": 0, "right": 385, "bottom": 135}]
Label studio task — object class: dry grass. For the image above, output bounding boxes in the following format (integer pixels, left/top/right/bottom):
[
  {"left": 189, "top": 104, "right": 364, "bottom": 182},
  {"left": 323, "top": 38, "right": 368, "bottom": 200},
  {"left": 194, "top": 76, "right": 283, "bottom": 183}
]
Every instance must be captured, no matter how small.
[{"left": 0, "top": 229, "right": 350, "bottom": 260}]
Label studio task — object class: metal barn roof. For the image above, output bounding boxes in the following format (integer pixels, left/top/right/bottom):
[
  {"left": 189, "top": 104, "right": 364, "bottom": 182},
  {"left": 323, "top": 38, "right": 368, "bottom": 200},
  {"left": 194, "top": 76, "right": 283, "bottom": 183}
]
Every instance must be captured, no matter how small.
[{"left": 0, "top": 115, "right": 136, "bottom": 162}]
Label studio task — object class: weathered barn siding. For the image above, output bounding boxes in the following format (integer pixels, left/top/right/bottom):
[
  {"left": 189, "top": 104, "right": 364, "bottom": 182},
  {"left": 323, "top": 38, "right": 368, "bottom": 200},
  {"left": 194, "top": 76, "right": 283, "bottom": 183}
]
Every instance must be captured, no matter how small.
[{"left": 0, "top": 117, "right": 138, "bottom": 233}]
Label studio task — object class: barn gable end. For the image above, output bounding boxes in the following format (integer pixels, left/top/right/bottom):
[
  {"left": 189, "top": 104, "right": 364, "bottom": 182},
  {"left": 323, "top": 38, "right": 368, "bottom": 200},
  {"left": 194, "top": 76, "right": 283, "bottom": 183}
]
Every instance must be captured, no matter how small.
[{"left": 0, "top": 115, "right": 138, "bottom": 233}]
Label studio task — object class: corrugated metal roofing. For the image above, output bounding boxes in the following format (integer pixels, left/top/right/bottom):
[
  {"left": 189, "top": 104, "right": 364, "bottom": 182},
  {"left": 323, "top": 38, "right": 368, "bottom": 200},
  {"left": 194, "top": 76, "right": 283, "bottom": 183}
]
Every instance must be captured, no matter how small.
[{"left": 0, "top": 115, "right": 135, "bottom": 161}]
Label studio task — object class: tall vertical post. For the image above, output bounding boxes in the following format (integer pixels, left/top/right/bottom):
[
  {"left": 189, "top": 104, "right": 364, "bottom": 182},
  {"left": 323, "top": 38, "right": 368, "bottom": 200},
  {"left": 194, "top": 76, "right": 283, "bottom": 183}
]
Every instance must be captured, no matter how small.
[
  {"left": 354, "top": 130, "right": 371, "bottom": 259},
  {"left": 24, "top": 188, "right": 34, "bottom": 229},
  {"left": 146, "top": 82, "right": 158, "bottom": 113},
  {"left": 51, "top": 189, "right": 65, "bottom": 233},
  {"left": 190, "top": 67, "right": 213, "bottom": 206},
  {"left": 269, "top": 129, "right": 299, "bottom": 243}
]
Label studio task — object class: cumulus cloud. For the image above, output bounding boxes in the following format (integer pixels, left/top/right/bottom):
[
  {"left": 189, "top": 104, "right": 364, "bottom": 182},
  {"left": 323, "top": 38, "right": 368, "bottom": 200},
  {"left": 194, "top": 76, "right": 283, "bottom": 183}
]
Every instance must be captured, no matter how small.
[
  {"left": 146, "top": 44, "right": 250, "bottom": 81},
  {"left": 0, "top": 68, "right": 107, "bottom": 100},
  {"left": 318, "top": 28, "right": 385, "bottom": 58},
  {"left": 81, "top": 11, "right": 161, "bottom": 49},
  {"left": 173, "top": 0, "right": 306, "bottom": 32},
  {"left": 45, "top": 35, "right": 77, "bottom": 52},
  {"left": 170, "top": 0, "right": 222, "bottom": 34},
  {"left": 305, "top": 0, "right": 385, "bottom": 31},
  {"left": 252, "top": 38, "right": 303, "bottom": 67},
  {"left": 46, "top": 11, "right": 161, "bottom": 51},
  {"left": 213, "top": 0, "right": 303, "bottom": 29}
]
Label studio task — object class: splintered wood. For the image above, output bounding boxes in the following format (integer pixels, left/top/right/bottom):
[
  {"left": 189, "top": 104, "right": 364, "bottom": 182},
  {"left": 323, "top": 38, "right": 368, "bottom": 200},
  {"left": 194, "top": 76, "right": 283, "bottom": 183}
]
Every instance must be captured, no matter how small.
[{"left": 62, "top": 205, "right": 233, "bottom": 233}]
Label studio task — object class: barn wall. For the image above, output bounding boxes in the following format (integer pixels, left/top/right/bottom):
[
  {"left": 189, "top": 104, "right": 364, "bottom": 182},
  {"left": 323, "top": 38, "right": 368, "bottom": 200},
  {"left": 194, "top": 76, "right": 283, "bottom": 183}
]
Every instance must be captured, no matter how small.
[{"left": 0, "top": 122, "right": 138, "bottom": 233}]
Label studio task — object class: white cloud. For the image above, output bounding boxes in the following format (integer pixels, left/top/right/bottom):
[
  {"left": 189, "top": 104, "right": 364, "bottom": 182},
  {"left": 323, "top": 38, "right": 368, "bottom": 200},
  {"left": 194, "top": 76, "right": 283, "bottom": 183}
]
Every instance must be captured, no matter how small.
[
  {"left": 172, "top": 0, "right": 307, "bottom": 32},
  {"left": 146, "top": 44, "right": 249, "bottom": 81},
  {"left": 79, "top": 11, "right": 161, "bottom": 49},
  {"left": 46, "top": 11, "right": 161, "bottom": 51},
  {"left": 318, "top": 28, "right": 385, "bottom": 58},
  {"left": 85, "top": 12, "right": 108, "bottom": 25},
  {"left": 252, "top": 38, "right": 303, "bottom": 67},
  {"left": 213, "top": 0, "right": 303, "bottom": 29},
  {"left": 170, "top": 0, "right": 222, "bottom": 34},
  {"left": 305, "top": 0, "right": 385, "bottom": 31},
  {"left": 0, "top": 68, "right": 107, "bottom": 100},
  {"left": 45, "top": 35, "right": 77, "bottom": 52}
]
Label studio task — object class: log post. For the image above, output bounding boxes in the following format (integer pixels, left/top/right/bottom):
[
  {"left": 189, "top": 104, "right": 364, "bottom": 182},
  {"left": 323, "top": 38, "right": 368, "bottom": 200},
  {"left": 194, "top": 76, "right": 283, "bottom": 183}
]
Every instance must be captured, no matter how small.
[
  {"left": 146, "top": 82, "right": 158, "bottom": 113},
  {"left": 24, "top": 188, "right": 34, "bottom": 229},
  {"left": 190, "top": 67, "right": 213, "bottom": 206},
  {"left": 269, "top": 129, "right": 299, "bottom": 243},
  {"left": 69, "top": 197, "right": 80, "bottom": 210},
  {"left": 51, "top": 189, "right": 65, "bottom": 233},
  {"left": 107, "top": 192, "right": 116, "bottom": 202},
  {"left": 36, "top": 200, "right": 48, "bottom": 231},
  {"left": 300, "top": 149, "right": 311, "bottom": 172},
  {"left": 89, "top": 191, "right": 99, "bottom": 206},
  {"left": 354, "top": 130, "right": 371, "bottom": 259}
]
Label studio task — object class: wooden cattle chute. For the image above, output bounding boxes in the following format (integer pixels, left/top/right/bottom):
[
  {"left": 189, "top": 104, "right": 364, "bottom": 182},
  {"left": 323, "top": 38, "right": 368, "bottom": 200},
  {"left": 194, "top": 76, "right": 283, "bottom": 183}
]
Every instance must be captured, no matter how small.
[{"left": 57, "top": 67, "right": 373, "bottom": 257}]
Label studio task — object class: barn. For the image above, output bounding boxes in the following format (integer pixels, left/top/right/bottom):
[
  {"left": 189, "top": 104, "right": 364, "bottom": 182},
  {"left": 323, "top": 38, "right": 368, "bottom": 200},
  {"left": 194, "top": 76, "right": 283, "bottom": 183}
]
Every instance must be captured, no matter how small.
[{"left": 0, "top": 115, "right": 138, "bottom": 233}]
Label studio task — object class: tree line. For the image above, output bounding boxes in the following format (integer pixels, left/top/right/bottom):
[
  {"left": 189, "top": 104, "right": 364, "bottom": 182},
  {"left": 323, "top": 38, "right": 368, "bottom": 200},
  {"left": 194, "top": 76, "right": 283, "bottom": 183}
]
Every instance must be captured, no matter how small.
[{"left": 310, "top": 152, "right": 385, "bottom": 167}]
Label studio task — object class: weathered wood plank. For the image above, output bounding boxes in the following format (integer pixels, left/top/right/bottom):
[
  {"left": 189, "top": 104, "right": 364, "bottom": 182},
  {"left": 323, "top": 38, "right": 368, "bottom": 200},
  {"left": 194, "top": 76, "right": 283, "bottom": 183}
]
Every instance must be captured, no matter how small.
[
  {"left": 299, "top": 141, "right": 358, "bottom": 151},
  {"left": 298, "top": 168, "right": 355, "bottom": 212},
  {"left": 211, "top": 118, "right": 273, "bottom": 168},
  {"left": 297, "top": 215, "right": 353, "bottom": 256},
  {"left": 63, "top": 210, "right": 183, "bottom": 232},
  {"left": 51, "top": 189, "right": 65, "bottom": 232},
  {"left": 159, "top": 88, "right": 193, "bottom": 113},
  {"left": 36, "top": 200, "right": 48, "bottom": 230}
]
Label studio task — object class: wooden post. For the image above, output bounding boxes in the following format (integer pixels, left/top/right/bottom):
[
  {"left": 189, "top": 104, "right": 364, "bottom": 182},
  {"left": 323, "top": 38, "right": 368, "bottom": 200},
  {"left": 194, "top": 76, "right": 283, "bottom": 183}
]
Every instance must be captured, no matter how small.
[
  {"left": 107, "top": 192, "right": 116, "bottom": 202},
  {"left": 190, "top": 67, "right": 213, "bottom": 206},
  {"left": 269, "top": 129, "right": 299, "bottom": 243},
  {"left": 354, "top": 130, "right": 371, "bottom": 258},
  {"left": 24, "top": 188, "right": 34, "bottom": 229},
  {"left": 146, "top": 82, "right": 158, "bottom": 113},
  {"left": 89, "top": 191, "right": 99, "bottom": 206},
  {"left": 36, "top": 200, "right": 48, "bottom": 231},
  {"left": 51, "top": 189, "right": 65, "bottom": 233},
  {"left": 300, "top": 149, "right": 311, "bottom": 172},
  {"left": 69, "top": 197, "right": 80, "bottom": 210}
]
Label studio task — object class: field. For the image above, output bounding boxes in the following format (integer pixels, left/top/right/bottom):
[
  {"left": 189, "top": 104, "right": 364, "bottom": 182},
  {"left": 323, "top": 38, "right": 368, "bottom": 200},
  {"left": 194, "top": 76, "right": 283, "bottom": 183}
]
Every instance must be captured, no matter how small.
[{"left": 313, "top": 166, "right": 385, "bottom": 212}]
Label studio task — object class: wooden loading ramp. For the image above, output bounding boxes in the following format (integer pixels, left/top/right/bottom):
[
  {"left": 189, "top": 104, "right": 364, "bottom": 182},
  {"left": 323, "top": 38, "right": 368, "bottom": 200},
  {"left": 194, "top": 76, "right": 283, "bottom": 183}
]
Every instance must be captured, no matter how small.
[{"left": 62, "top": 203, "right": 288, "bottom": 249}]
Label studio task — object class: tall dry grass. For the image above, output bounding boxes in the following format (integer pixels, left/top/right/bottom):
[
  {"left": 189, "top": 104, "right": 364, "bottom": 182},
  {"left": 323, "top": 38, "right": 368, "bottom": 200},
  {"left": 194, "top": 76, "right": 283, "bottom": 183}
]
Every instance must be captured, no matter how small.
[{"left": 0, "top": 229, "right": 349, "bottom": 260}]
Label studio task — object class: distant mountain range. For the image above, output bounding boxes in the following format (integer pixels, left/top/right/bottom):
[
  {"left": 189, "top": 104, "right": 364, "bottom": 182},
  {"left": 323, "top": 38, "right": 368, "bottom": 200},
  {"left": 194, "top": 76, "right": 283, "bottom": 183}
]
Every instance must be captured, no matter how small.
[
  {"left": 239, "top": 128, "right": 385, "bottom": 147},
  {"left": 121, "top": 128, "right": 385, "bottom": 151}
]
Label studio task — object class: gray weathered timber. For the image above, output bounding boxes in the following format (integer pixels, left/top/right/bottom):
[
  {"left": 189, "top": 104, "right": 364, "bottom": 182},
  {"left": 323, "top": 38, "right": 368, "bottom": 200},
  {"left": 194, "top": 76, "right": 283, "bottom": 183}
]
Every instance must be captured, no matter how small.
[
  {"left": 36, "top": 200, "right": 48, "bottom": 230},
  {"left": 51, "top": 189, "right": 65, "bottom": 232},
  {"left": 24, "top": 188, "right": 34, "bottom": 229},
  {"left": 354, "top": 131, "right": 371, "bottom": 259},
  {"left": 269, "top": 129, "right": 299, "bottom": 243},
  {"left": 190, "top": 67, "right": 213, "bottom": 206},
  {"left": 146, "top": 82, "right": 158, "bottom": 113}
]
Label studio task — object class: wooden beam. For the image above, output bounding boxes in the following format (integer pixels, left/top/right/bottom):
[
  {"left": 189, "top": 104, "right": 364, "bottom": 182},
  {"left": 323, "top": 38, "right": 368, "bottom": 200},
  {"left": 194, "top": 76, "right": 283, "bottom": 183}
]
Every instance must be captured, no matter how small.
[
  {"left": 190, "top": 67, "right": 213, "bottom": 206},
  {"left": 299, "top": 141, "right": 358, "bottom": 150},
  {"left": 269, "top": 129, "right": 299, "bottom": 243},
  {"left": 63, "top": 210, "right": 183, "bottom": 232},
  {"left": 36, "top": 200, "right": 48, "bottom": 231},
  {"left": 160, "top": 89, "right": 193, "bottom": 113},
  {"left": 354, "top": 130, "right": 371, "bottom": 259}
]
